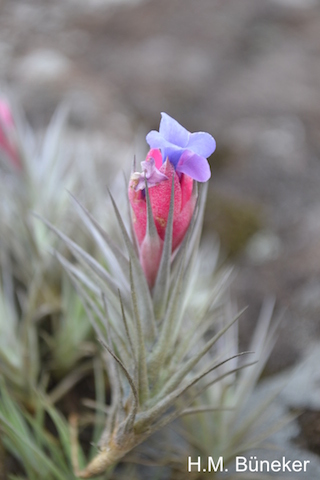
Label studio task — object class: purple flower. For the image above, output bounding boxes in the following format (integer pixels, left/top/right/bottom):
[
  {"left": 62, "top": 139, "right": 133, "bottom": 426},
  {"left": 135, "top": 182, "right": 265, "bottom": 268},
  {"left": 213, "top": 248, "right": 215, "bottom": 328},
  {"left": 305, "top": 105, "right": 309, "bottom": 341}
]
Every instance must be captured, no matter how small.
[{"left": 146, "top": 112, "right": 216, "bottom": 182}]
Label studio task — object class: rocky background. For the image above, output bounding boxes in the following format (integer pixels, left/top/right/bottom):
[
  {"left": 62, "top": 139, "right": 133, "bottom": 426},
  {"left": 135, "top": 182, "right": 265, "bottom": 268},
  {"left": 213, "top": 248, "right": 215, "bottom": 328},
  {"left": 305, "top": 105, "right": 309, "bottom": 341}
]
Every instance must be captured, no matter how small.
[{"left": 1, "top": 0, "right": 320, "bottom": 475}]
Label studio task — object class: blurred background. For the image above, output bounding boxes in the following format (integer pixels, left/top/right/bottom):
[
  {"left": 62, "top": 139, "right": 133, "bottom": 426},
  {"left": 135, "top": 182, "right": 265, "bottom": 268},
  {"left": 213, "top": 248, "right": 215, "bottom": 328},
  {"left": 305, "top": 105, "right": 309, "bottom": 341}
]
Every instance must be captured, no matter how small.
[{"left": 1, "top": 0, "right": 320, "bottom": 466}]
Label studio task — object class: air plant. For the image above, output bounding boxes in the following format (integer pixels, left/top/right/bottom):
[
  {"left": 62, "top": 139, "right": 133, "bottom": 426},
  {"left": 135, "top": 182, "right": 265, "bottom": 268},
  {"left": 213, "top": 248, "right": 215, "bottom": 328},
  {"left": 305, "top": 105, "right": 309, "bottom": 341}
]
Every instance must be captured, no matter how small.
[
  {"left": 0, "top": 99, "right": 77, "bottom": 291},
  {"left": 0, "top": 97, "right": 101, "bottom": 403},
  {"left": 0, "top": 362, "right": 110, "bottom": 480},
  {"left": 39, "top": 112, "right": 272, "bottom": 478},
  {"left": 0, "top": 107, "right": 285, "bottom": 479}
]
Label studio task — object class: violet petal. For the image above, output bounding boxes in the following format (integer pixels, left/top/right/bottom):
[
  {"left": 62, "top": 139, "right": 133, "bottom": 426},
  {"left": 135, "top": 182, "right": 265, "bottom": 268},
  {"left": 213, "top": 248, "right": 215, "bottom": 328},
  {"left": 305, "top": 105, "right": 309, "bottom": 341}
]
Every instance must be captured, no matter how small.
[
  {"left": 176, "top": 150, "right": 211, "bottom": 182},
  {"left": 133, "top": 156, "right": 168, "bottom": 191},
  {"left": 161, "top": 144, "right": 184, "bottom": 167},
  {"left": 187, "top": 132, "right": 216, "bottom": 157},
  {"left": 146, "top": 130, "right": 165, "bottom": 149},
  {"left": 134, "top": 176, "right": 148, "bottom": 191},
  {"left": 146, "top": 112, "right": 216, "bottom": 182},
  {"left": 146, "top": 132, "right": 183, "bottom": 167},
  {"left": 141, "top": 157, "right": 156, "bottom": 177},
  {"left": 148, "top": 169, "right": 169, "bottom": 185},
  {"left": 159, "top": 112, "right": 189, "bottom": 147}
]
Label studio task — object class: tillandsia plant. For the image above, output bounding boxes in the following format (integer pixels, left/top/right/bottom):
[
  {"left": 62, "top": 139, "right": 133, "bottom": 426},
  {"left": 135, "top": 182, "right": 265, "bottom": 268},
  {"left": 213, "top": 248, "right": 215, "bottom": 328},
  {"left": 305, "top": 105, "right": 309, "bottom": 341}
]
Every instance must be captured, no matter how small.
[
  {"left": 0, "top": 359, "right": 109, "bottom": 480},
  {"left": 39, "top": 112, "right": 268, "bottom": 479},
  {"left": 0, "top": 96, "right": 104, "bottom": 403},
  {"left": 0, "top": 97, "right": 78, "bottom": 289}
]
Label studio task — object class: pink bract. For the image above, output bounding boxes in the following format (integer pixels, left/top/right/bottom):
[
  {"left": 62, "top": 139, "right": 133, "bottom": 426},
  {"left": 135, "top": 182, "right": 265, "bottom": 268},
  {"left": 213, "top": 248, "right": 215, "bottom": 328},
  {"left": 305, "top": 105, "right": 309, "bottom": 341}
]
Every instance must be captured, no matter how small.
[
  {"left": 129, "top": 151, "right": 194, "bottom": 253},
  {"left": 0, "top": 100, "right": 21, "bottom": 169},
  {"left": 129, "top": 150, "right": 195, "bottom": 288}
]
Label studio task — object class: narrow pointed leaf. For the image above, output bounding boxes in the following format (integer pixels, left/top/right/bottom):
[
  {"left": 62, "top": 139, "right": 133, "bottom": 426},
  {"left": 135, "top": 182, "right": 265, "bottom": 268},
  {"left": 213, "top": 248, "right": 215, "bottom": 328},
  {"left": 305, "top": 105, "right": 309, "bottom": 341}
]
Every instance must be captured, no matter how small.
[
  {"left": 173, "top": 269, "right": 233, "bottom": 365},
  {"left": 148, "top": 247, "right": 187, "bottom": 378},
  {"left": 35, "top": 214, "right": 121, "bottom": 299},
  {"left": 129, "top": 262, "right": 149, "bottom": 404},
  {"left": 118, "top": 289, "right": 138, "bottom": 371},
  {"left": 172, "top": 182, "right": 207, "bottom": 276},
  {"left": 99, "top": 338, "right": 138, "bottom": 422},
  {"left": 135, "top": 353, "right": 252, "bottom": 432},
  {"left": 68, "top": 192, "right": 129, "bottom": 283},
  {"left": 150, "top": 362, "right": 257, "bottom": 436},
  {"left": 55, "top": 251, "right": 101, "bottom": 295},
  {"left": 39, "top": 103, "right": 68, "bottom": 175},
  {"left": 108, "top": 190, "right": 156, "bottom": 336},
  {"left": 157, "top": 307, "right": 247, "bottom": 398}
]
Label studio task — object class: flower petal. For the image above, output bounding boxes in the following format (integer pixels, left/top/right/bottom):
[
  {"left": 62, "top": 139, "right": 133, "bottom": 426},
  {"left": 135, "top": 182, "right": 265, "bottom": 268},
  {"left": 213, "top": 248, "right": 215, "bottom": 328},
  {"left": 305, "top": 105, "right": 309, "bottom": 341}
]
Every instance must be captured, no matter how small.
[
  {"left": 159, "top": 112, "right": 189, "bottom": 147},
  {"left": 146, "top": 113, "right": 215, "bottom": 182},
  {"left": 141, "top": 157, "right": 156, "bottom": 177},
  {"left": 187, "top": 132, "right": 216, "bottom": 157},
  {"left": 146, "top": 130, "right": 165, "bottom": 150},
  {"left": 133, "top": 156, "right": 168, "bottom": 191},
  {"left": 148, "top": 169, "right": 169, "bottom": 186},
  {"left": 161, "top": 144, "right": 184, "bottom": 167},
  {"left": 176, "top": 150, "right": 211, "bottom": 182},
  {"left": 146, "top": 132, "right": 184, "bottom": 167}
]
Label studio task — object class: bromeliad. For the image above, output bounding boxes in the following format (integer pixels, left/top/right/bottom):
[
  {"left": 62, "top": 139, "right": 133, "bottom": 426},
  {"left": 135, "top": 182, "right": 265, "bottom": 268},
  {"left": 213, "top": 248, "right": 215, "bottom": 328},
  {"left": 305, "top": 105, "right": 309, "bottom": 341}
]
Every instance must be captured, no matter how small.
[{"left": 40, "top": 111, "right": 266, "bottom": 479}]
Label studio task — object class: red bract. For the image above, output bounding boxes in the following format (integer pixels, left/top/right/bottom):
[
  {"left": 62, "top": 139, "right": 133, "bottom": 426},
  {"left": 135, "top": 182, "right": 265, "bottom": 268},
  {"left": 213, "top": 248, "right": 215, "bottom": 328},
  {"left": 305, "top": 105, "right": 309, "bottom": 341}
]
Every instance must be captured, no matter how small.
[
  {"left": 0, "top": 100, "right": 21, "bottom": 169},
  {"left": 129, "top": 149, "right": 195, "bottom": 288}
]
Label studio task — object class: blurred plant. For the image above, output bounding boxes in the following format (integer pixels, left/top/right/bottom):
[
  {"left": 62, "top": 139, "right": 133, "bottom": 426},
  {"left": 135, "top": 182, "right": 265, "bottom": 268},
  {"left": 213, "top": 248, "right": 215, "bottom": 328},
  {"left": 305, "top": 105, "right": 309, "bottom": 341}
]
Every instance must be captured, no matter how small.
[
  {"left": 0, "top": 261, "right": 32, "bottom": 396},
  {"left": 0, "top": 248, "right": 40, "bottom": 406},
  {"left": 0, "top": 377, "right": 84, "bottom": 480},
  {"left": 0, "top": 96, "right": 136, "bottom": 478},
  {"left": 48, "top": 276, "right": 95, "bottom": 379},
  {"left": 0, "top": 97, "right": 102, "bottom": 403},
  {"left": 0, "top": 356, "right": 110, "bottom": 480},
  {"left": 0, "top": 99, "right": 76, "bottom": 290}
]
